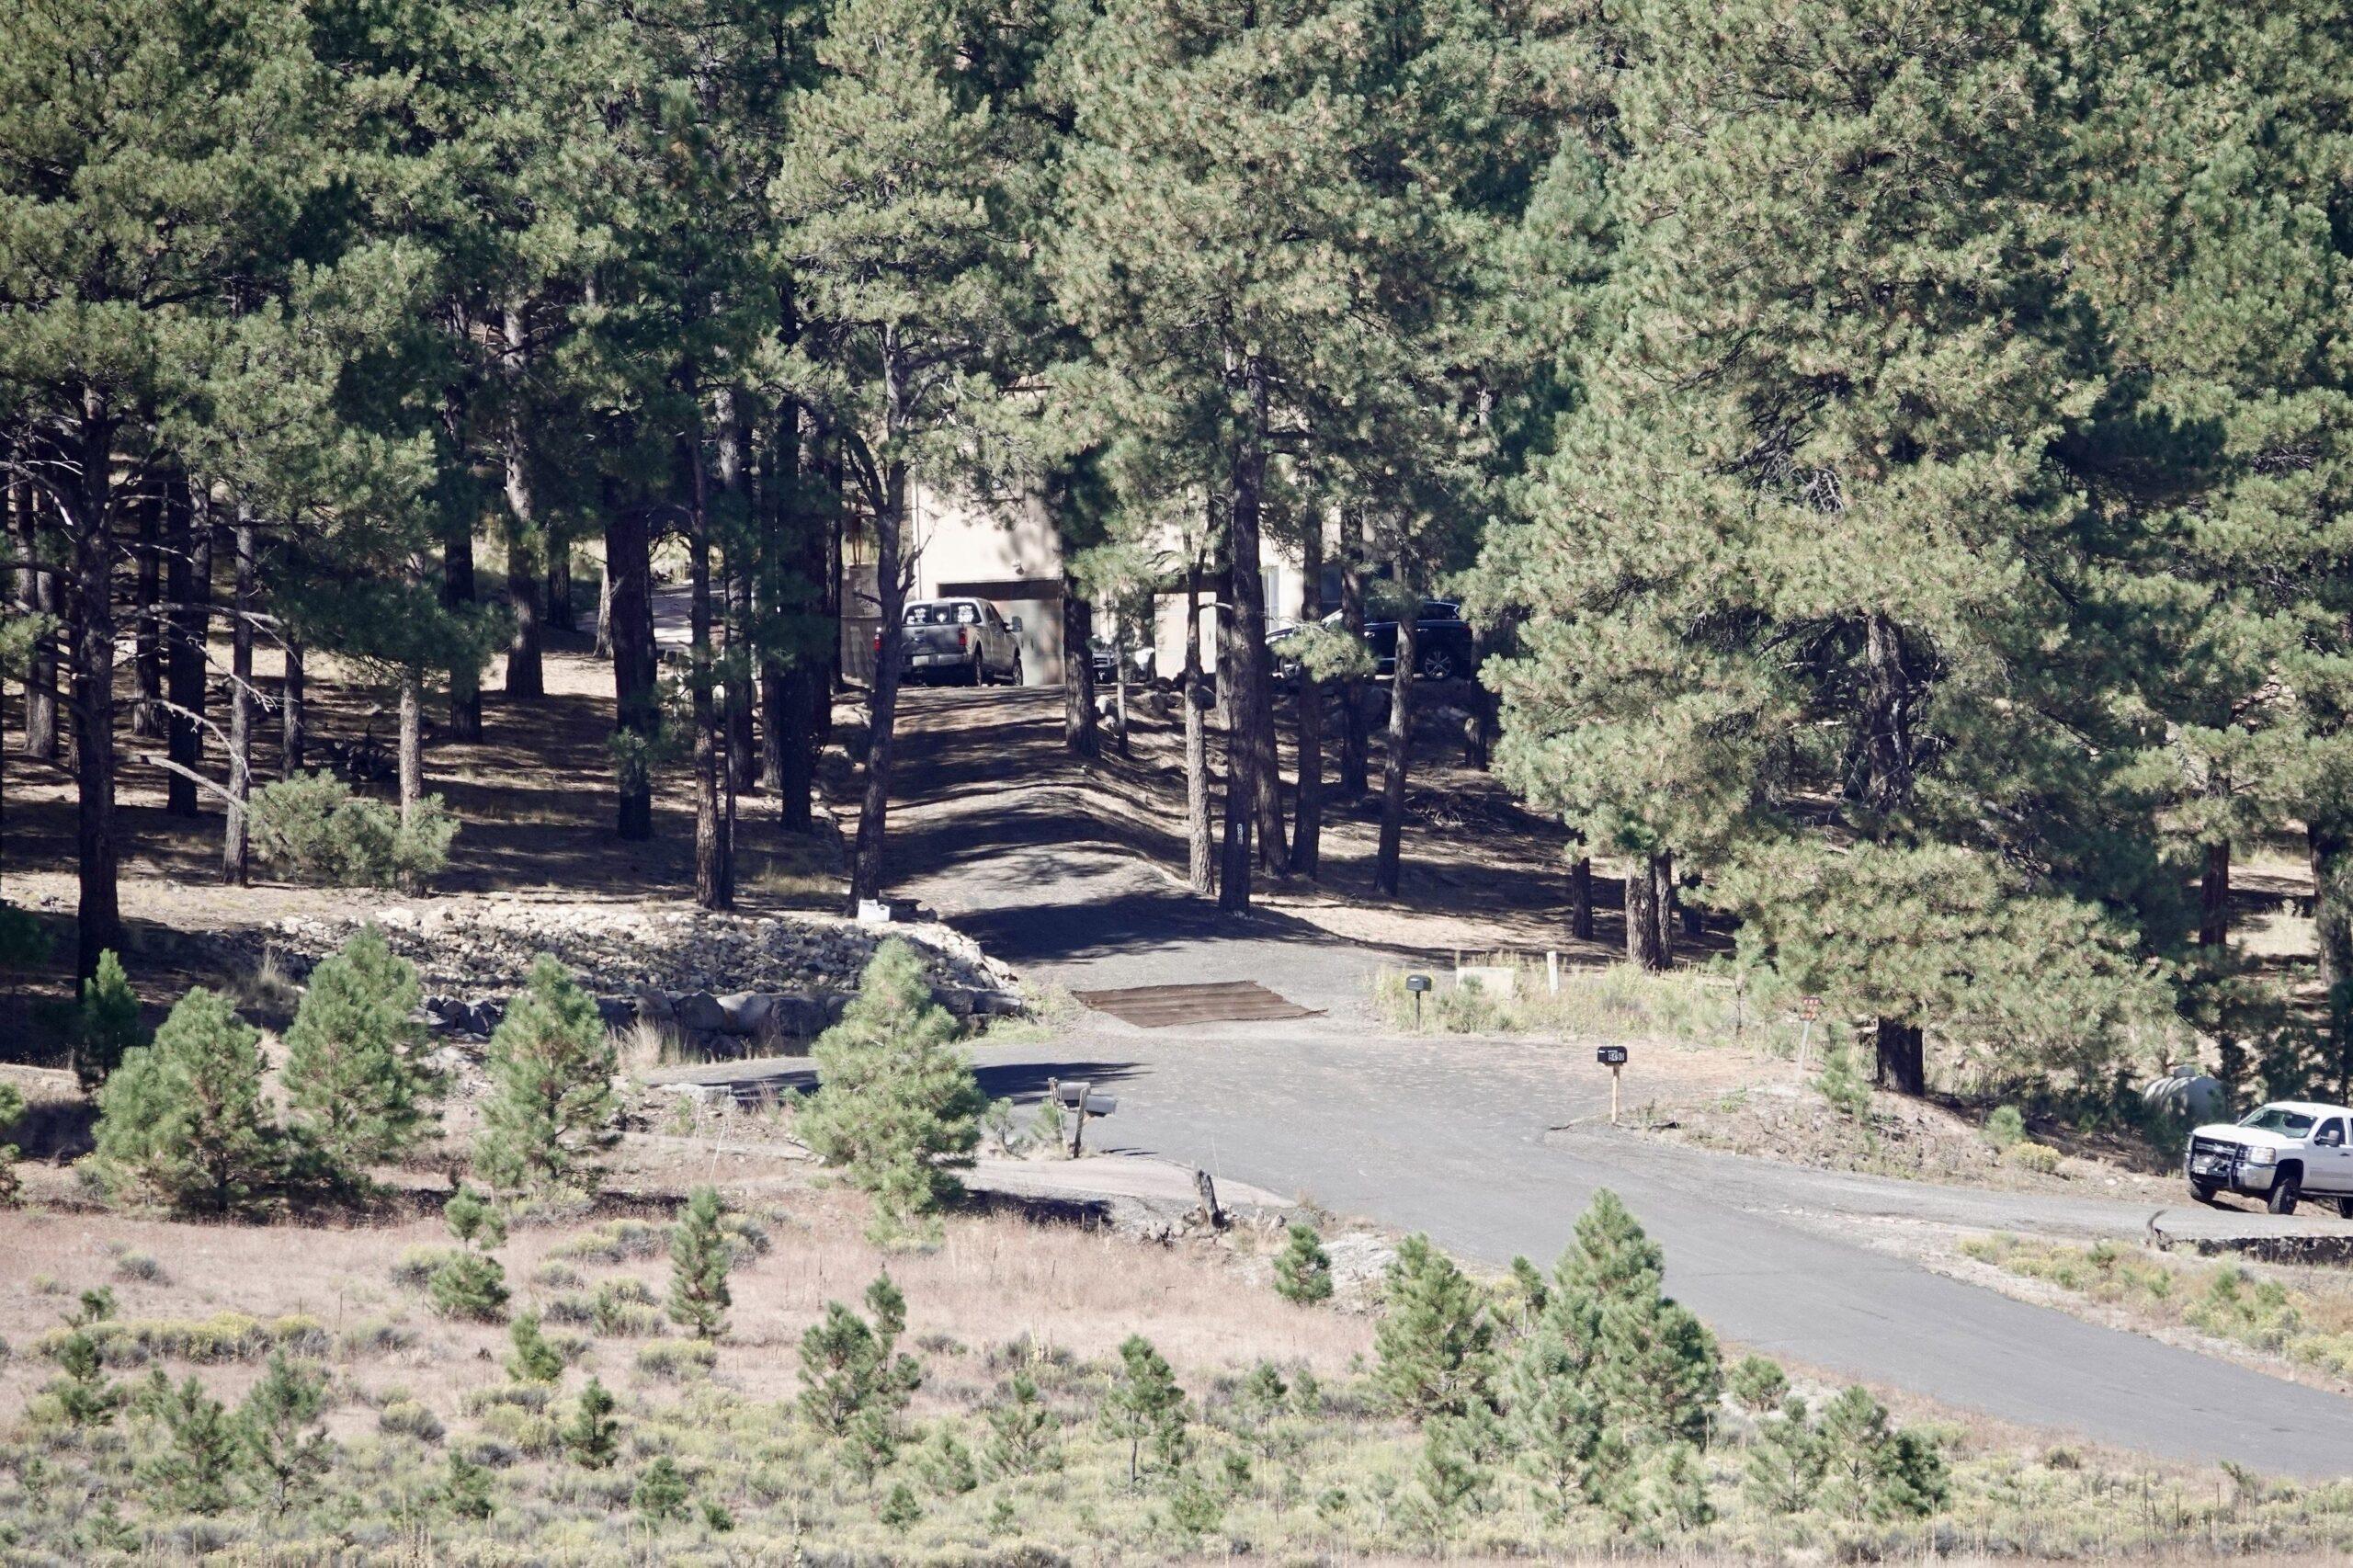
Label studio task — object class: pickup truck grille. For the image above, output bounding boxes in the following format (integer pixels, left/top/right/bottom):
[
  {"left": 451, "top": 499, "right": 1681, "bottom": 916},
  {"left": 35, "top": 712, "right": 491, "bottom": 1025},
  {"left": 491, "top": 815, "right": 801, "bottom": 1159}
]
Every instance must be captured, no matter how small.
[{"left": 2189, "top": 1136, "right": 2243, "bottom": 1165}]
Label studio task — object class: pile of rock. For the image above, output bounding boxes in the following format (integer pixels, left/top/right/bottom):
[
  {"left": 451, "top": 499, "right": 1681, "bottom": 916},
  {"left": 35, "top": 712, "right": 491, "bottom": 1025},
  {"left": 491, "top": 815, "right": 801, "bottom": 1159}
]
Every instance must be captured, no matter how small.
[{"left": 211, "top": 900, "right": 1024, "bottom": 1056}]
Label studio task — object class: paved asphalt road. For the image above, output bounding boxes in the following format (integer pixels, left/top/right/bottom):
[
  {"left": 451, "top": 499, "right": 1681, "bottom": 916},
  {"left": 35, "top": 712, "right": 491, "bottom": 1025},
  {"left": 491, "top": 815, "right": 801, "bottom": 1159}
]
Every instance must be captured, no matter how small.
[{"left": 859, "top": 687, "right": 2353, "bottom": 1475}]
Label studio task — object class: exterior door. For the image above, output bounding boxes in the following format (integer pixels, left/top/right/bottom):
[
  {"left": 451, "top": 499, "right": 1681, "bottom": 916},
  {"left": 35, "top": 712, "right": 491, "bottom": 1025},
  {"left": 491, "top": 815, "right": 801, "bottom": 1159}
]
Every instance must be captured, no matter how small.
[{"left": 2313, "top": 1117, "right": 2351, "bottom": 1192}]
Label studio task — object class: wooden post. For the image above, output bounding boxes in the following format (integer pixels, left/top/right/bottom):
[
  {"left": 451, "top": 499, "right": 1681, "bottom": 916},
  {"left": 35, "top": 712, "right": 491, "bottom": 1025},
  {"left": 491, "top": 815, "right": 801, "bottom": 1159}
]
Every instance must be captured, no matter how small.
[
  {"left": 1067, "top": 1080, "right": 1091, "bottom": 1159},
  {"left": 1610, "top": 1062, "right": 1621, "bottom": 1126},
  {"left": 1547, "top": 949, "right": 1561, "bottom": 995},
  {"left": 1192, "top": 1167, "right": 1222, "bottom": 1228}
]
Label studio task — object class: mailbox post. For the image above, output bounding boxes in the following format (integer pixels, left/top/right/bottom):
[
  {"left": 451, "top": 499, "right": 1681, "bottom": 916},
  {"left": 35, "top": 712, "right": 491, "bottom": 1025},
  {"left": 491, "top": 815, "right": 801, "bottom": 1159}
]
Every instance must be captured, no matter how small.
[
  {"left": 1795, "top": 994, "right": 1824, "bottom": 1070},
  {"left": 1597, "top": 1044, "right": 1629, "bottom": 1125},
  {"left": 1406, "top": 973, "right": 1433, "bottom": 1028},
  {"left": 1047, "top": 1077, "right": 1118, "bottom": 1159}
]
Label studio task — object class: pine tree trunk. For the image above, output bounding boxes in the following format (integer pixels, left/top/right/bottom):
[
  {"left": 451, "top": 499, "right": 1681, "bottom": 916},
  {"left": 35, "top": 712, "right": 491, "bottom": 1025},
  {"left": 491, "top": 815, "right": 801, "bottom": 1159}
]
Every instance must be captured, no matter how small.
[
  {"left": 1652, "top": 848, "right": 1675, "bottom": 966},
  {"left": 1063, "top": 593, "right": 1097, "bottom": 756},
  {"left": 2310, "top": 819, "right": 2353, "bottom": 1092},
  {"left": 443, "top": 511, "right": 482, "bottom": 740},
  {"left": 851, "top": 437, "right": 910, "bottom": 906},
  {"left": 221, "top": 515, "right": 255, "bottom": 885},
  {"left": 593, "top": 561, "right": 613, "bottom": 660},
  {"left": 1215, "top": 558, "right": 1254, "bottom": 911},
  {"left": 1185, "top": 557, "right": 1213, "bottom": 897},
  {"left": 68, "top": 408, "right": 123, "bottom": 981},
  {"left": 544, "top": 530, "right": 574, "bottom": 631},
  {"left": 1570, "top": 853, "right": 1594, "bottom": 940},
  {"left": 1338, "top": 517, "right": 1368, "bottom": 796},
  {"left": 2200, "top": 839, "right": 2231, "bottom": 949},
  {"left": 1113, "top": 626, "right": 1131, "bottom": 757},
  {"left": 1374, "top": 611, "right": 1416, "bottom": 897},
  {"left": 1874, "top": 1017, "right": 1926, "bottom": 1096},
  {"left": 396, "top": 664, "right": 425, "bottom": 895},
  {"left": 165, "top": 484, "right": 211, "bottom": 818},
  {"left": 770, "top": 405, "right": 821, "bottom": 831},
  {"left": 132, "top": 490, "right": 163, "bottom": 738},
  {"left": 688, "top": 416, "right": 732, "bottom": 910},
  {"left": 1222, "top": 373, "right": 1285, "bottom": 898},
  {"left": 604, "top": 483, "right": 656, "bottom": 842},
  {"left": 11, "top": 479, "right": 58, "bottom": 763},
  {"left": 281, "top": 639, "right": 305, "bottom": 777},
  {"left": 1624, "top": 854, "right": 1664, "bottom": 971},
  {"left": 727, "top": 552, "right": 756, "bottom": 791},
  {"left": 1292, "top": 514, "right": 1324, "bottom": 880},
  {"left": 501, "top": 301, "right": 543, "bottom": 701}
]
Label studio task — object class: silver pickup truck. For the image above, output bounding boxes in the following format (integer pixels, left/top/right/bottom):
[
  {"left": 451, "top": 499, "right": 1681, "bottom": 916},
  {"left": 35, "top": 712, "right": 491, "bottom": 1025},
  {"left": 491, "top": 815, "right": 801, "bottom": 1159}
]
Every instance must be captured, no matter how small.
[{"left": 887, "top": 597, "right": 1023, "bottom": 687}]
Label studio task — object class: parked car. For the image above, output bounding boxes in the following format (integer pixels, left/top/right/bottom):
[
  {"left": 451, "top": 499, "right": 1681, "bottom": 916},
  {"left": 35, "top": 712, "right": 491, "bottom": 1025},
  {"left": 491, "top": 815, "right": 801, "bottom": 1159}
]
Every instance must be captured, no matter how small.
[
  {"left": 1088, "top": 638, "right": 1154, "bottom": 686},
  {"left": 2184, "top": 1100, "right": 2353, "bottom": 1215},
  {"left": 881, "top": 597, "right": 1023, "bottom": 687},
  {"left": 1267, "top": 599, "right": 1478, "bottom": 682}
]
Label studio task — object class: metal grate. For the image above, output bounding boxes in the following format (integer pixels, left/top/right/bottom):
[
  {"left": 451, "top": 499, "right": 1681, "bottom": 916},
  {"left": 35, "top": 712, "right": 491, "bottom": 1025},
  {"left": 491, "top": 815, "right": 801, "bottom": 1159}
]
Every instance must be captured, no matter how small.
[{"left": 1071, "top": 981, "right": 1323, "bottom": 1028}]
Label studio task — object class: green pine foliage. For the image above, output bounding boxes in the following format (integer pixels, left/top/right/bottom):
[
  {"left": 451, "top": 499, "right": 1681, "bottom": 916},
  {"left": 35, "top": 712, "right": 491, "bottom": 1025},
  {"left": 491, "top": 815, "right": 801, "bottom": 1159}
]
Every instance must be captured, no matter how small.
[
  {"left": 144, "top": 1376, "right": 238, "bottom": 1516},
  {"left": 1814, "top": 1386, "right": 1949, "bottom": 1520},
  {"left": 442, "top": 1449, "right": 496, "bottom": 1520},
  {"left": 282, "top": 926, "right": 438, "bottom": 1188},
  {"left": 506, "top": 1312, "right": 568, "bottom": 1383},
  {"left": 631, "top": 1454, "right": 691, "bottom": 1524},
  {"left": 1099, "top": 1334, "right": 1188, "bottom": 1488},
  {"left": 984, "top": 1370, "right": 1057, "bottom": 1478},
  {"left": 1743, "top": 1395, "right": 1827, "bottom": 1516},
  {"left": 1272, "top": 1223, "right": 1334, "bottom": 1304},
  {"left": 795, "top": 940, "right": 985, "bottom": 1242},
  {"left": 249, "top": 771, "right": 458, "bottom": 890},
  {"left": 1372, "top": 1234, "right": 1495, "bottom": 1421},
  {"left": 472, "top": 956, "right": 618, "bottom": 1196},
  {"left": 1729, "top": 1356, "right": 1790, "bottom": 1415},
  {"left": 91, "top": 987, "right": 278, "bottom": 1215},
  {"left": 237, "top": 1352, "right": 335, "bottom": 1516},
  {"left": 915, "top": 1423, "right": 980, "bottom": 1496},
  {"left": 563, "top": 1377, "right": 620, "bottom": 1469},
  {"left": 74, "top": 949, "right": 143, "bottom": 1092},
  {"left": 797, "top": 1274, "right": 922, "bottom": 1452},
  {"left": 666, "top": 1185, "right": 733, "bottom": 1340},
  {"left": 0, "top": 1081, "right": 23, "bottom": 1208}
]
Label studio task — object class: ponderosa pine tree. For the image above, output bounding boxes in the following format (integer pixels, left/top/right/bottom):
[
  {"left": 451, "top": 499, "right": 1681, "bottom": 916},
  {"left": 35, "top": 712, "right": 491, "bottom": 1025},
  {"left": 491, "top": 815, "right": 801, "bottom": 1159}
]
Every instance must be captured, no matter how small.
[
  {"left": 472, "top": 956, "right": 618, "bottom": 1195},
  {"left": 1480, "top": 0, "right": 2177, "bottom": 1091},
  {"left": 93, "top": 987, "right": 277, "bottom": 1214},
  {"left": 795, "top": 939, "right": 985, "bottom": 1240},
  {"left": 2060, "top": 0, "right": 2353, "bottom": 1095},
  {"left": 282, "top": 927, "right": 439, "bottom": 1188},
  {"left": 0, "top": 0, "right": 337, "bottom": 979},
  {"left": 773, "top": 0, "right": 1030, "bottom": 908},
  {"left": 1371, "top": 1233, "right": 1495, "bottom": 1422},
  {"left": 666, "top": 1184, "right": 734, "bottom": 1340}
]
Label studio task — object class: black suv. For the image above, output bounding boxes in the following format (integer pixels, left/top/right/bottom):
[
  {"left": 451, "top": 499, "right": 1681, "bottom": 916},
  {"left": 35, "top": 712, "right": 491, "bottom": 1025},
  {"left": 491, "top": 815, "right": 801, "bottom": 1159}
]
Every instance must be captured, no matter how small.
[{"left": 1269, "top": 599, "right": 1478, "bottom": 682}]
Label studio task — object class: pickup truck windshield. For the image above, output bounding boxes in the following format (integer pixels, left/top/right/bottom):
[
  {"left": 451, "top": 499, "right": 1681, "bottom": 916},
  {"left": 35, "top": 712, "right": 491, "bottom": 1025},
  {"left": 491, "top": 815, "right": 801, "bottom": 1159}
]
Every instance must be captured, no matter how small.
[
  {"left": 2240, "top": 1106, "right": 2317, "bottom": 1136},
  {"left": 905, "top": 603, "right": 980, "bottom": 627}
]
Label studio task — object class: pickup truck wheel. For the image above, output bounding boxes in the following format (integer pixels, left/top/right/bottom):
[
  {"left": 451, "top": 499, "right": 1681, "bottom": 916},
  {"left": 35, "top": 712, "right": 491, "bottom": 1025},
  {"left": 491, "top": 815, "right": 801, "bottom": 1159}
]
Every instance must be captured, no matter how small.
[
  {"left": 2189, "top": 1178, "right": 2220, "bottom": 1205},
  {"left": 2268, "top": 1171, "right": 2302, "bottom": 1215},
  {"left": 2337, "top": 1196, "right": 2353, "bottom": 1220}
]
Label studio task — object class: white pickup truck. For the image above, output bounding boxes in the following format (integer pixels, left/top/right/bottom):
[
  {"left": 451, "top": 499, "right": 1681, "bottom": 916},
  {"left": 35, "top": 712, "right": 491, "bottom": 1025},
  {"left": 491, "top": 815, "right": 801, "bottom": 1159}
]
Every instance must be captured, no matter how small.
[{"left": 2185, "top": 1100, "right": 2353, "bottom": 1216}]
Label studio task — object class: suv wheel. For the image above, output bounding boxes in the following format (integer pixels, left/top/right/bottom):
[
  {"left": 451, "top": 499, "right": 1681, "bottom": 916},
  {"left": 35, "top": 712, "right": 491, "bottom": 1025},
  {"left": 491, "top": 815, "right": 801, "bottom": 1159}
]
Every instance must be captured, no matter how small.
[
  {"left": 2268, "top": 1170, "right": 2302, "bottom": 1215},
  {"left": 2337, "top": 1196, "right": 2353, "bottom": 1220},
  {"left": 1417, "top": 646, "right": 1458, "bottom": 681}
]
